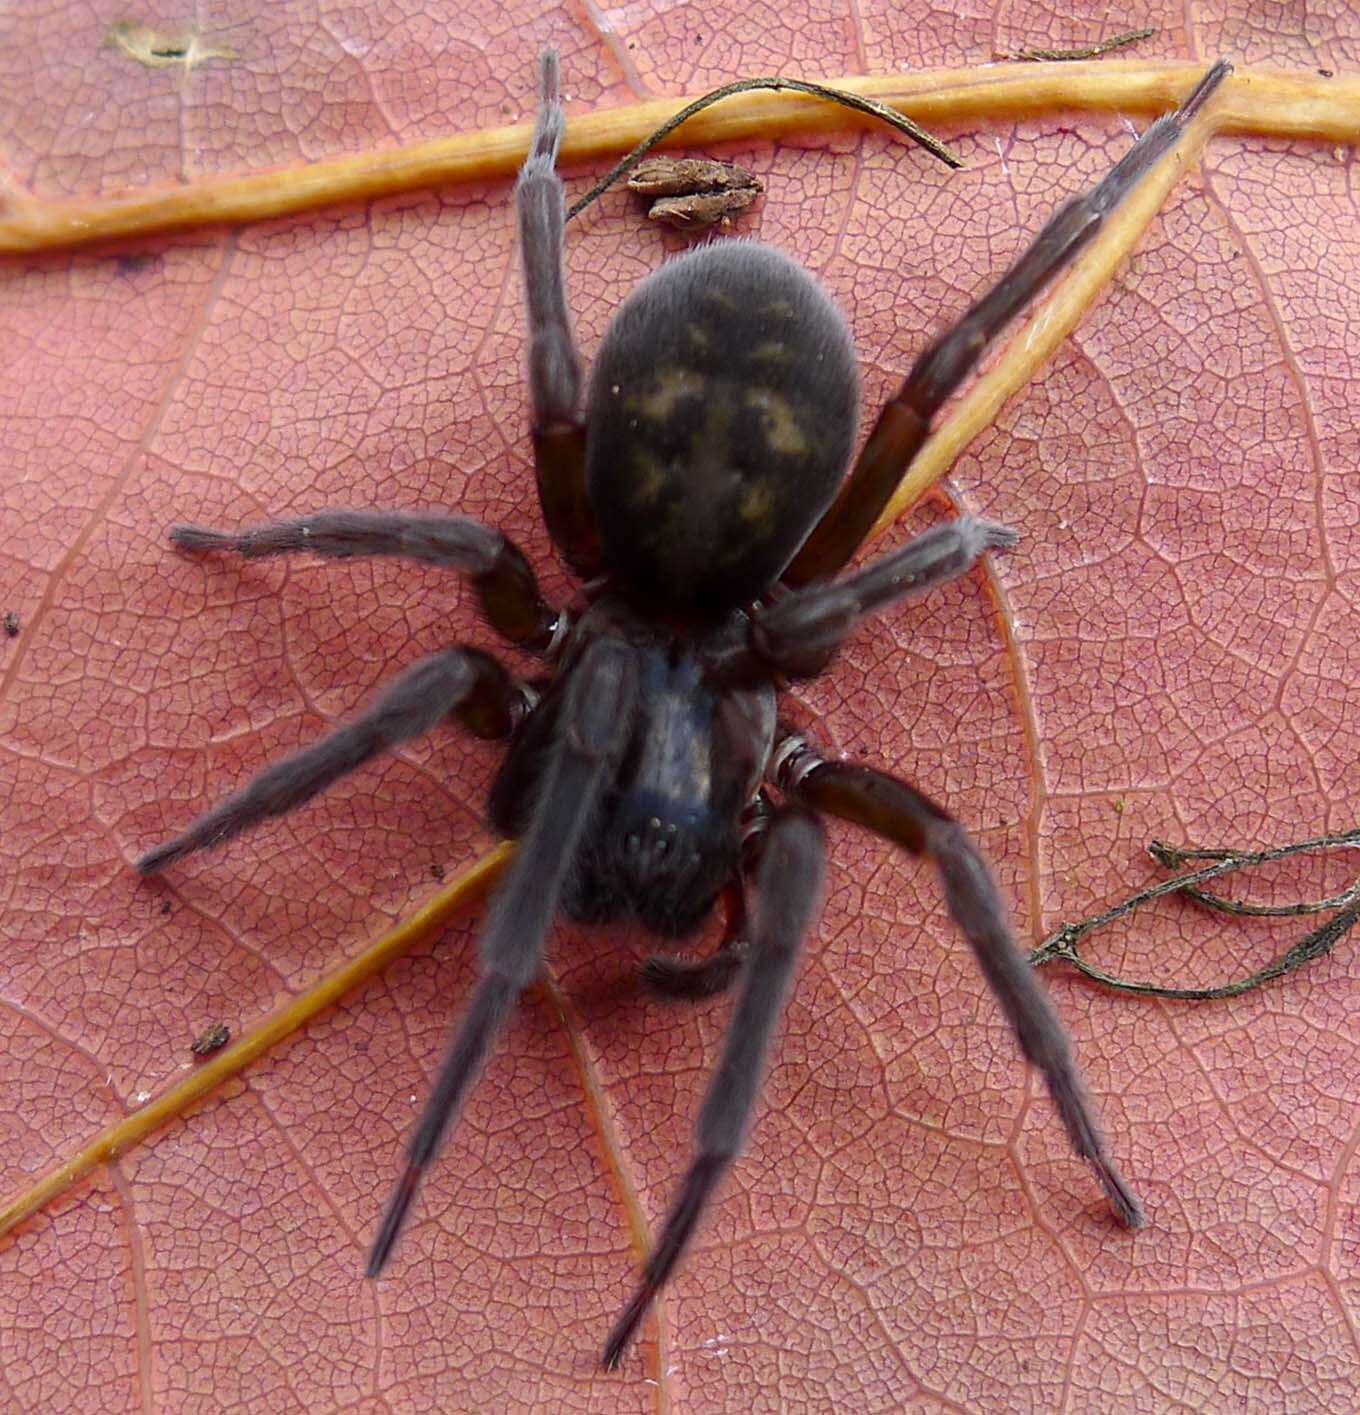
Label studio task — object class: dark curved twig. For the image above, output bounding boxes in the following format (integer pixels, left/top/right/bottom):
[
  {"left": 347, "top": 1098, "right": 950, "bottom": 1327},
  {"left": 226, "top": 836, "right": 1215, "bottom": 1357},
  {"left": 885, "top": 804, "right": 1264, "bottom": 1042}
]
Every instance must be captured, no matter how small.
[
  {"left": 1030, "top": 827, "right": 1360, "bottom": 999},
  {"left": 567, "top": 76, "right": 962, "bottom": 222}
]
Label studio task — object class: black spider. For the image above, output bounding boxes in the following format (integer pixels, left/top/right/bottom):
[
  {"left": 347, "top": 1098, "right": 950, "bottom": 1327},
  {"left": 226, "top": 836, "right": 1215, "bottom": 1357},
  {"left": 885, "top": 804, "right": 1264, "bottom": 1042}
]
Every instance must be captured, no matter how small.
[{"left": 138, "top": 54, "right": 1231, "bottom": 1369}]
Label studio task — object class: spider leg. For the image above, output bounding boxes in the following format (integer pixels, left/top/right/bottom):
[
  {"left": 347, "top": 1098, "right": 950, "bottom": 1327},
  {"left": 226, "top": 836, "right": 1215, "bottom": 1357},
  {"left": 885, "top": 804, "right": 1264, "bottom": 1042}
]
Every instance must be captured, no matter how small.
[
  {"left": 603, "top": 808, "right": 826, "bottom": 1369},
  {"left": 171, "top": 511, "right": 558, "bottom": 649},
  {"left": 137, "top": 647, "right": 517, "bottom": 873},
  {"left": 783, "top": 59, "right": 1232, "bottom": 585},
  {"left": 367, "top": 637, "right": 636, "bottom": 1275},
  {"left": 640, "top": 939, "right": 749, "bottom": 1001},
  {"left": 641, "top": 879, "right": 750, "bottom": 1000},
  {"left": 712, "top": 516, "right": 1017, "bottom": 685},
  {"left": 518, "top": 49, "right": 602, "bottom": 576},
  {"left": 774, "top": 737, "right": 1144, "bottom": 1229}
]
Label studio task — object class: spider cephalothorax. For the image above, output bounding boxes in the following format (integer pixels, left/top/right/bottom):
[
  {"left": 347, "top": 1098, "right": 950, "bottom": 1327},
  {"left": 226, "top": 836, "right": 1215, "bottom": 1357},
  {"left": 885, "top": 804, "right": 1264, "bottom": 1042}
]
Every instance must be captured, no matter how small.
[{"left": 138, "top": 53, "right": 1231, "bottom": 1369}]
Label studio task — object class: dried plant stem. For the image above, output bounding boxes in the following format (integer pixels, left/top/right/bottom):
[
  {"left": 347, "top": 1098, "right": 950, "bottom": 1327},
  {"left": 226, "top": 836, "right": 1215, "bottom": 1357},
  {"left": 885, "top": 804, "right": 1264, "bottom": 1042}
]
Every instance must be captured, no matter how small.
[
  {"left": 567, "top": 75, "right": 962, "bottom": 224},
  {"left": 1030, "top": 829, "right": 1360, "bottom": 999},
  {"left": 0, "top": 845, "right": 510, "bottom": 1242},
  {"left": 1147, "top": 838, "right": 1360, "bottom": 917},
  {"left": 1, "top": 63, "right": 1357, "bottom": 255},
  {"left": 1006, "top": 28, "right": 1157, "bottom": 63}
]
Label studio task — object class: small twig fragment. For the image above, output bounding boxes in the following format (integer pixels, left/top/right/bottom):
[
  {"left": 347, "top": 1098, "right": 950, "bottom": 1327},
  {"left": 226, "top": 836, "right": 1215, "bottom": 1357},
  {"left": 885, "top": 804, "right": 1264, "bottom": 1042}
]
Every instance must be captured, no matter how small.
[
  {"left": 1004, "top": 27, "right": 1157, "bottom": 63},
  {"left": 645, "top": 189, "right": 760, "bottom": 229},
  {"left": 627, "top": 155, "right": 760, "bottom": 196},
  {"left": 1031, "top": 827, "right": 1360, "bottom": 1000},
  {"left": 1147, "top": 838, "right": 1360, "bottom": 917},
  {"left": 628, "top": 155, "right": 762, "bottom": 229},
  {"left": 189, "top": 1023, "right": 231, "bottom": 1057}
]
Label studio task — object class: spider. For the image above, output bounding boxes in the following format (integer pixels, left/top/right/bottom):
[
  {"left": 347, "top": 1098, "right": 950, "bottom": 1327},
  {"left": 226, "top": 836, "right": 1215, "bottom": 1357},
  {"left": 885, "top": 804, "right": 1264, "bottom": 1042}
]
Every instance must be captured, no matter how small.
[{"left": 137, "top": 53, "right": 1230, "bottom": 1369}]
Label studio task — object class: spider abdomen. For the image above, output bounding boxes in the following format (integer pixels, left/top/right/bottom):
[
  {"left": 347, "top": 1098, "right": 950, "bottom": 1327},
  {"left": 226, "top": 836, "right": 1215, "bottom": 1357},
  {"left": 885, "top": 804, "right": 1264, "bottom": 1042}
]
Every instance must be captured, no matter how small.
[{"left": 585, "top": 242, "right": 858, "bottom": 613}]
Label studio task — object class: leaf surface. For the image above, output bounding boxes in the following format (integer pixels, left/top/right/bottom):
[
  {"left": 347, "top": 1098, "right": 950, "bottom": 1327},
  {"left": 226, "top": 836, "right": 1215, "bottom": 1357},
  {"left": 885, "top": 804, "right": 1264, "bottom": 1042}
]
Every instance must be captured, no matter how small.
[{"left": 2, "top": 4, "right": 1359, "bottom": 1411}]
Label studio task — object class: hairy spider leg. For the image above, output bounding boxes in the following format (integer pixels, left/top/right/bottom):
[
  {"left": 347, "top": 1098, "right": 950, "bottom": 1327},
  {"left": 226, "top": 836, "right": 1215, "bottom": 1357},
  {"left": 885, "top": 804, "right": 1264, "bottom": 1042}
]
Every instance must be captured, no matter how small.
[
  {"left": 641, "top": 877, "right": 751, "bottom": 1001},
  {"left": 367, "top": 638, "right": 637, "bottom": 1276},
  {"left": 169, "top": 510, "right": 559, "bottom": 649},
  {"left": 714, "top": 515, "right": 1018, "bottom": 686},
  {"left": 136, "top": 648, "right": 517, "bottom": 874},
  {"left": 778, "top": 742, "right": 1144, "bottom": 1230},
  {"left": 519, "top": 49, "right": 603, "bottom": 575},
  {"left": 639, "top": 931, "right": 750, "bottom": 1001},
  {"left": 783, "top": 58, "right": 1232, "bottom": 585},
  {"left": 603, "top": 808, "right": 826, "bottom": 1369}
]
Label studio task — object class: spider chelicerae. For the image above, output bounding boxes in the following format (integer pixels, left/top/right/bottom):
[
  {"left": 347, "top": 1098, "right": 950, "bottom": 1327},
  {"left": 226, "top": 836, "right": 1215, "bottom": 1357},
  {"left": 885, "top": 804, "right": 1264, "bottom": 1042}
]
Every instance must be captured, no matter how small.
[{"left": 138, "top": 53, "right": 1231, "bottom": 1369}]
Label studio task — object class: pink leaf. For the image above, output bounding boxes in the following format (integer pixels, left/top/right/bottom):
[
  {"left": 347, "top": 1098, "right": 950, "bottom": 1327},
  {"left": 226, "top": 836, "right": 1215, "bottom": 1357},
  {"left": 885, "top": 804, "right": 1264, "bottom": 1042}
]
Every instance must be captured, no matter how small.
[{"left": 3, "top": 4, "right": 1359, "bottom": 1410}]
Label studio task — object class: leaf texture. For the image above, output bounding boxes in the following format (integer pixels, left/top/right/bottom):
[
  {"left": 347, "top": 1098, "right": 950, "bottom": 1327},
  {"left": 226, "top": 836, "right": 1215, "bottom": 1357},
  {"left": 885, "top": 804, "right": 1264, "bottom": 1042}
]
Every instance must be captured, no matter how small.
[{"left": 2, "top": 4, "right": 1359, "bottom": 1411}]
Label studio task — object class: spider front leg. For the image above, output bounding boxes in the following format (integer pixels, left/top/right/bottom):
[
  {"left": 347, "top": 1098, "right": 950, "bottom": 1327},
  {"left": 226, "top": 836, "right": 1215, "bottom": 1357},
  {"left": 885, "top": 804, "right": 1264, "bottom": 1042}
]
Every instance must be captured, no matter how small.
[
  {"left": 137, "top": 647, "right": 517, "bottom": 873},
  {"left": 368, "top": 636, "right": 637, "bottom": 1274},
  {"left": 518, "top": 49, "right": 602, "bottom": 575},
  {"left": 604, "top": 808, "right": 826, "bottom": 1369},
  {"left": 774, "top": 737, "right": 1143, "bottom": 1229},
  {"left": 783, "top": 59, "right": 1231, "bottom": 585}
]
